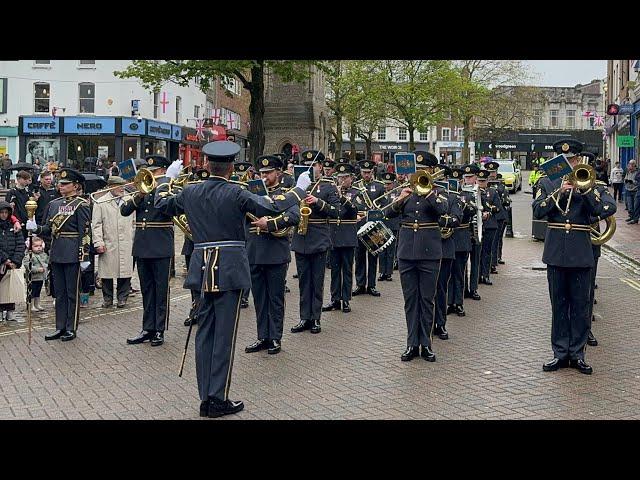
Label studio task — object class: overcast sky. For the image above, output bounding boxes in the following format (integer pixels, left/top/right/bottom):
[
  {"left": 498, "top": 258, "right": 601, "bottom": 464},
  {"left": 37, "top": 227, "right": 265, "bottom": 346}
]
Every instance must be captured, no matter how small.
[{"left": 524, "top": 60, "right": 607, "bottom": 87}]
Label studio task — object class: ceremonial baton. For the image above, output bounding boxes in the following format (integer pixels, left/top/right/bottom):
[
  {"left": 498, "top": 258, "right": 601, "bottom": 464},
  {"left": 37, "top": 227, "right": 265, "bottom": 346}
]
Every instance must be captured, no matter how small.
[{"left": 25, "top": 197, "right": 38, "bottom": 346}]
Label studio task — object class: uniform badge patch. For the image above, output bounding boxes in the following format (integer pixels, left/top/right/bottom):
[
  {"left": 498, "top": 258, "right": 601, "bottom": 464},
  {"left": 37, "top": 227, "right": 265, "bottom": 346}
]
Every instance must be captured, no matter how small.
[{"left": 262, "top": 159, "right": 270, "bottom": 166}]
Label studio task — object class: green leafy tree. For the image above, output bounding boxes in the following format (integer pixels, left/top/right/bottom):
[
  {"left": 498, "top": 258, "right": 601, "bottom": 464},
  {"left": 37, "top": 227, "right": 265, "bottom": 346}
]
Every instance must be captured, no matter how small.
[{"left": 115, "top": 60, "right": 325, "bottom": 162}]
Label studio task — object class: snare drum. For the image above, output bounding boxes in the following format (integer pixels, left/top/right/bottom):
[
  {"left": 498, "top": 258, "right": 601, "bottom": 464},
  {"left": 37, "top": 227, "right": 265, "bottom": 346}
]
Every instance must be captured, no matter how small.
[{"left": 357, "top": 221, "right": 395, "bottom": 256}]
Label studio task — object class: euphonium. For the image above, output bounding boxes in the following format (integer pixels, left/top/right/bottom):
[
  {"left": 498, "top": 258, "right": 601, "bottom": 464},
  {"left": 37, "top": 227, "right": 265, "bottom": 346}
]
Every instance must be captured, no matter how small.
[
  {"left": 590, "top": 216, "right": 616, "bottom": 246},
  {"left": 298, "top": 201, "right": 312, "bottom": 235}
]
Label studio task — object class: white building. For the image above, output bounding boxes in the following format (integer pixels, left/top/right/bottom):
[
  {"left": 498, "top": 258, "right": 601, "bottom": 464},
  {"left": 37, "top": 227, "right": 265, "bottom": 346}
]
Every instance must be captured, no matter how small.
[{"left": 0, "top": 60, "right": 207, "bottom": 170}]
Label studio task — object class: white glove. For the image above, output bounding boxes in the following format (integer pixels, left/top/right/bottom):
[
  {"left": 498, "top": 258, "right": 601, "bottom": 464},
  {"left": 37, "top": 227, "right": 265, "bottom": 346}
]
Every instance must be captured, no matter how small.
[
  {"left": 80, "top": 261, "right": 90, "bottom": 271},
  {"left": 165, "top": 159, "right": 183, "bottom": 180},
  {"left": 26, "top": 219, "right": 38, "bottom": 231},
  {"left": 296, "top": 171, "right": 312, "bottom": 191}
]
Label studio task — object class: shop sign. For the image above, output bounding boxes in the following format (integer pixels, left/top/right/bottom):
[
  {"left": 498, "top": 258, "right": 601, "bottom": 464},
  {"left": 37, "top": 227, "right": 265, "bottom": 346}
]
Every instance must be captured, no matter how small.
[
  {"left": 147, "top": 120, "right": 173, "bottom": 139},
  {"left": 172, "top": 125, "right": 182, "bottom": 141},
  {"left": 21, "top": 116, "right": 61, "bottom": 135},
  {"left": 63, "top": 116, "right": 116, "bottom": 135},
  {"left": 122, "top": 117, "right": 146, "bottom": 135},
  {"left": 617, "top": 135, "right": 635, "bottom": 148}
]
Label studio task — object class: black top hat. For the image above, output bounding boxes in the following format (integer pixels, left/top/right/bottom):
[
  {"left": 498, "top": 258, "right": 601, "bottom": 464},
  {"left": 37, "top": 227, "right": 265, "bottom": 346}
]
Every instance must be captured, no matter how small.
[
  {"left": 336, "top": 163, "right": 355, "bottom": 176},
  {"left": 58, "top": 168, "right": 86, "bottom": 184},
  {"left": 256, "top": 155, "right": 283, "bottom": 172},
  {"left": 202, "top": 141, "right": 241, "bottom": 162}
]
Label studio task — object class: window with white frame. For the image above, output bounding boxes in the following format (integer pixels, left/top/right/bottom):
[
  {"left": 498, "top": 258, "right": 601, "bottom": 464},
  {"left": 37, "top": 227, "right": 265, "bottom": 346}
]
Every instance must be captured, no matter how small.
[
  {"left": 589, "top": 116, "right": 596, "bottom": 128},
  {"left": 34, "top": 82, "right": 50, "bottom": 113},
  {"left": 566, "top": 109, "right": 575, "bottom": 128},
  {"left": 223, "top": 76, "right": 242, "bottom": 96},
  {"left": 78, "top": 83, "right": 95, "bottom": 113},
  {"left": 377, "top": 126, "right": 386, "bottom": 140},
  {"left": 176, "top": 96, "right": 182, "bottom": 124},
  {"left": 0, "top": 78, "right": 6, "bottom": 114},
  {"left": 398, "top": 127, "right": 407, "bottom": 141},
  {"left": 194, "top": 105, "right": 200, "bottom": 119},
  {"left": 419, "top": 132, "right": 428, "bottom": 142},
  {"left": 153, "top": 91, "right": 159, "bottom": 119},
  {"left": 444, "top": 110, "right": 452, "bottom": 120},
  {"left": 456, "top": 127, "right": 464, "bottom": 141},
  {"left": 205, "top": 99, "right": 214, "bottom": 119},
  {"left": 34, "top": 60, "right": 50, "bottom": 66},
  {"left": 550, "top": 109, "right": 559, "bottom": 128},
  {"left": 78, "top": 60, "right": 95, "bottom": 68},
  {"left": 533, "top": 109, "right": 542, "bottom": 128},
  {"left": 441, "top": 128, "right": 451, "bottom": 141}
]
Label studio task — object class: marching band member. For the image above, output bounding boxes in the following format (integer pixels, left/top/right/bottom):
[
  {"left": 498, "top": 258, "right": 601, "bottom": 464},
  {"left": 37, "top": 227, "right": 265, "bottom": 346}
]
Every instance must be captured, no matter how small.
[
  {"left": 477, "top": 169, "right": 501, "bottom": 285},
  {"left": 290, "top": 150, "right": 340, "bottom": 334},
  {"left": 154, "top": 141, "right": 311, "bottom": 418},
  {"left": 234, "top": 160, "right": 254, "bottom": 309},
  {"left": 244, "top": 155, "right": 300, "bottom": 355},
  {"left": 534, "top": 139, "right": 613, "bottom": 375},
  {"left": 463, "top": 164, "right": 482, "bottom": 300},
  {"left": 323, "top": 163, "right": 363, "bottom": 313},
  {"left": 27, "top": 168, "right": 91, "bottom": 342},
  {"left": 352, "top": 160, "right": 385, "bottom": 297},
  {"left": 485, "top": 161, "right": 509, "bottom": 272},
  {"left": 377, "top": 173, "right": 400, "bottom": 282}
]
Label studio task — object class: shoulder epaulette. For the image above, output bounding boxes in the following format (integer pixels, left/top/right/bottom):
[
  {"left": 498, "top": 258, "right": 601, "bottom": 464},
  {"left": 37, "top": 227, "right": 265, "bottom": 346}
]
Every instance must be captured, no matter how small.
[
  {"left": 320, "top": 177, "right": 335, "bottom": 183},
  {"left": 282, "top": 171, "right": 292, "bottom": 177},
  {"left": 229, "top": 179, "right": 248, "bottom": 187}
]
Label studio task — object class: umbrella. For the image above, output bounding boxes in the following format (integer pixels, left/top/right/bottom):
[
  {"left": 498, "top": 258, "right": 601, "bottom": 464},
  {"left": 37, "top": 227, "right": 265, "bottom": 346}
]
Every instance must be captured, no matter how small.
[
  {"left": 6, "top": 162, "right": 38, "bottom": 171},
  {"left": 80, "top": 173, "right": 107, "bottom": 195}
]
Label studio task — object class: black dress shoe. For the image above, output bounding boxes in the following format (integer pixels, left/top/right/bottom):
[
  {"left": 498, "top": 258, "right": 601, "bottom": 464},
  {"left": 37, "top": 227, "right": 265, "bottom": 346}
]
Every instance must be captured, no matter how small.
[
  {"left": 128, "top": 330, "right": 154, "bottom": 344},
  {"left": 401, "top": 346, "right": 419, "bottom": 361},
  {"left": 245, "top": 339, "right": 269, "bottom": 353},
  {"left": 352, "top": 286, "right": 366, "bottom": 296},
  {"left": 446, "top": 305, "right": 456, "bottom": 315},
  {"left": 490, "top": 267, "right": 498, "bottom": 274},
  {"left": 471, "top": 291, "right": 481, "bottom": 300},
  {"left": 240, "top": 299, "right": 249, "bottom": 309},
  {"left": 435, "top": 326, "right": 449, "bottom": 340},
  {"left": 378, "top": 274, "right": 386, "bottom": 282},
  {"left": 498, "top": 259, "right": 505, "bottom": 265},
  {"left": 150, "top": 331, "right": 164, "bottom": 346},
  {"left": 420, "top": 345, "right": 436, "bottom": 362},
  {"left": 207, "top": 399, "right": 244, "bottom": 418},
  {"left": 455, "top": 305, "right": 466, "bottom": 317},
  {"left": 200, "top": 400, "right": 209, "bottom": 417},
  {"left": 480, "top": 277, "right": 493, "bottom": 285},
  {"left": 284, "top": 286, "right": 290, "bottom": 293},
  {"left": 45, "top": 330, "right": 65, "bottom": 341},
  {"left": 310, "top": 319, "right": 321, "bottom": 334},
  {"left": 593, "top": 298, "right": 597, "bottom": 305},
  {"left": 60, "top": 330, "right": 76, "bottom": 342},
  {"left": 542, "top": 358, "right": 569, "bottom": 371},
  {"left": 342, "top": 301, "right": 351, "bottom": 313},
  {"left": 291, "top": 320, "right": 311, "bottom": 333},
  {"left": 292, "top": 273, "right": 299, "bottom": 279},
  {"left": 587, "top": 331, "right": 598, "bottom": 346},
  {"left": 101, "top": 302, "right": 113, "bottom": 308},
  {"left": 464, "top": 290, "right": 473, "bottom": 299},
  {"left": 322, "top": 301, "right": 341, "bottom": 312},
  {"left": 117, "top": 301, "right": 127, "bottom": 308},
  {"left": 570, "top": 359, "right": 593, "bottom": 375},
  {"left": 367, "top": 287, "right": 381, "bottom": 297},
  {"left": 184, "top": 317, "right": 198, "bottom": 326},
  {"left": 268, "top": 340, "right": 281, "bottom": 355}
]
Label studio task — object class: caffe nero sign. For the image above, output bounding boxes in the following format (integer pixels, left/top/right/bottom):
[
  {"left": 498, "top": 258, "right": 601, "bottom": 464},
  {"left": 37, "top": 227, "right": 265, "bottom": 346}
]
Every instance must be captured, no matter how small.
[
  {"left": 21, "top": 116, "right": 61, "bottom": 135},
  {"left": 63, "top": 116, "right": 116, "bottom": 135}
]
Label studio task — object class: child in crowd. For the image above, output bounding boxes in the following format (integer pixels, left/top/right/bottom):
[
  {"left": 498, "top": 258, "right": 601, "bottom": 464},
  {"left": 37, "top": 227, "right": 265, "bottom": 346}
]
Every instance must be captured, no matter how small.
[{"left": 29, "top": 236, "right": 49, "bottom": 312}]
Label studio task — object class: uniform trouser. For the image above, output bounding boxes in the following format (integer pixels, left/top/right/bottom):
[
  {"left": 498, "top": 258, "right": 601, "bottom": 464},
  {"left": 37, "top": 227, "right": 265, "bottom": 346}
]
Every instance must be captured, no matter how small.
[
  {"left": 497, "top": 220, "right": 507, "bottom": 261},
  {"left": 101, "top": 277, "right": 131, "bottom": 304},
  {"left": 398, "top": 259, "right": 439, "bottom": 349},
  {"left": 546, "top": 265, "right": 592, "bottom": 361},
  {"left": 136, "top": 257, "right": 171, "bottom": 333},
  {"left": 250, "top": 263, "right": 287, "bottom": 341},
  {"left": 480, "top": 229, "right": 497, "bottom": 278},
  {"left": 435, "top": 258, "right": 453, "bottom": 328},
  {"left": 51, "top": 262, "right": 81, "bottom": 332},
  {"left": 491, "top": 221, "right": 505, "bottom": 267},
  {"left": 466, "top": 242, "right": 481, "bottom": 292},
  {"left": 296, "top": 251, "right": 327, "bottom": 323},
  {"left": 588, "top": 257, "right": 599, "bottom": 321},
  {"left": 355, "top": 242, "right": 377, "bottom": 288},
  {"left": 330, "top": 247, "right": 355, "bottom": 302},
  {"left": 378, "top": 234, "right": 398, "bottom": 276},
  {"left": 241, "top": 288, "right": 250, "bottom": 303},
  {"left": 449, "top": 251, "right": 469, "bottom": 306},
  {"left": 195, "top": 290, "right": 242, "bottom": 402}
]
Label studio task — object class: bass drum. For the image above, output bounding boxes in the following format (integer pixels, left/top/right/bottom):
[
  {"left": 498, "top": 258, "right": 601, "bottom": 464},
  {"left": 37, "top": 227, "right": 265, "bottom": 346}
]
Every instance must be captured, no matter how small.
[{"left": 357, "top": 221, "right": 395, "bottom": 256}]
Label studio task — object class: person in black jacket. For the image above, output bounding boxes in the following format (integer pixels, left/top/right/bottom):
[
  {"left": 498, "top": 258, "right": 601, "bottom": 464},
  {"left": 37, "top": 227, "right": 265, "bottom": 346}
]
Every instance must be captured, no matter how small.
[
  {"left": 0, "top": 201, "right": 26, "bottom": 322},
  {"left": 6, "top": 170, "right": 34, "bottom": 240}
]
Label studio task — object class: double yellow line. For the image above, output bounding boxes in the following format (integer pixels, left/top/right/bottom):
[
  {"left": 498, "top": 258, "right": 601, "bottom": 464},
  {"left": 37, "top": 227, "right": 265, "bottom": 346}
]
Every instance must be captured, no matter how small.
[{"left": 620, "top": 277, "right": 640, "bottom": 293}]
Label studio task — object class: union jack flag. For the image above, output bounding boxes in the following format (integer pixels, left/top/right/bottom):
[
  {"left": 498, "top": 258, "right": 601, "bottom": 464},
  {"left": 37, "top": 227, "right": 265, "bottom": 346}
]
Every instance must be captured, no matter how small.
[
  {"left": 594, "top": 115, "right": 604, "bottom": 127},
  {"left": 195, "top": 118, "right": 206, "bottom": 140}
]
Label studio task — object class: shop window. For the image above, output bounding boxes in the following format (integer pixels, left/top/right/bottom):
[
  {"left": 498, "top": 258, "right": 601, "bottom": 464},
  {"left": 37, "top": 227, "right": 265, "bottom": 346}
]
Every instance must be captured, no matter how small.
[
  {"left": 34, "top": 82, "right": 50, "bottom": 113},
  {"left": 67, "top": 136, "right": 116, "bottom": 171},
  {"left": 25, "top": 138, "right": 60, "bottom": 164},
  {"left": 441, "top": 128, "right": 451, "bottom": 141},
  {"left": 123, "top": 137, "right": 138, "bottom": 159},
  {"left": 176, "top": 96, "right": 182, "bottom": 124},
  {"left": 79, "top": 83, "right": 95, "bottom": 113},
  {"left": 398, "top": 127, "right": 407, "bottom": 141},
  {"left": 377, "top": 127, "right": 386, "bottom": 141}
]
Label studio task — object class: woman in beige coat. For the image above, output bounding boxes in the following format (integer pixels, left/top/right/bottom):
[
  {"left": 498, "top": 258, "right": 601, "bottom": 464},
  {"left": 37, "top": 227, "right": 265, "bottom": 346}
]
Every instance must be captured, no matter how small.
[{"left": 91, "top": 176, "right": 135, "bottom": 308}]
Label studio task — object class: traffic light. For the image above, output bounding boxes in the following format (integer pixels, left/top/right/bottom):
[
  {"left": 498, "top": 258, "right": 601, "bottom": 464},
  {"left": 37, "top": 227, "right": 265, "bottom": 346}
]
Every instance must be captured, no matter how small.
[{"left": 607, "top": 103, "right": 619, "bottom": 115}]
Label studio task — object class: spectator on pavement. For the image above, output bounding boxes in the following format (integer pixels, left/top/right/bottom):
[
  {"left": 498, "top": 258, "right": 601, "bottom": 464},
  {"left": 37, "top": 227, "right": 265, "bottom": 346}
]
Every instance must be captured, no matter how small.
[
  {"left": 28, "top": 236, "right": 48, "bottom": 312},
  {"left": 1, "top": 154, "right": 13, "bottom": 189},
  {"left": 5, "top": 171, "right": 33, "bottom": 239},
  {"left": 624, "top": 160, "right": 638, "bottom": 215},
  {"left": 0, "top": 201, "right": 26, "bottom": 322},
  {"left": 610, "top": 161, "right": 624, "bottom": 203}
]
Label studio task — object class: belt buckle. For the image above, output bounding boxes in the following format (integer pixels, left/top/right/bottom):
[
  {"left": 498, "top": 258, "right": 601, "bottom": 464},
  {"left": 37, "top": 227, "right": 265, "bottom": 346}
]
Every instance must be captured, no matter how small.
[{"left": 564, "top": 223, "right": 571, "bottom": 232}]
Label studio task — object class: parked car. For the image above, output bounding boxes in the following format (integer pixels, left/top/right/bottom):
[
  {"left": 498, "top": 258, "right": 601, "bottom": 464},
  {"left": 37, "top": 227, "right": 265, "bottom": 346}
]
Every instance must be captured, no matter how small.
[{"left": 497, "top": 160, "right": 522, "bottom": 193}]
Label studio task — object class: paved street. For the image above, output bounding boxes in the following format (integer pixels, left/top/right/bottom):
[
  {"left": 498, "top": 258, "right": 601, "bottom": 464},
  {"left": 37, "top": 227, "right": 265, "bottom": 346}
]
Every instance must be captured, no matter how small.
[{"left": 2, "top": 181, "right": 640, "bottom": 420}]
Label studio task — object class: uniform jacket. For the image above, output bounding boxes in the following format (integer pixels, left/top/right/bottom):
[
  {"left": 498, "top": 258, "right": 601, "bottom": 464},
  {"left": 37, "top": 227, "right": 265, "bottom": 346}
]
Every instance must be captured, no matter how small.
[
  {"left": 279, "top": 173, "right": 295, "bottom": 190},
  {"left": 181, "top": 237, "right": 194, "bottom": 256},
  {"left": 91, "top": 190, "right": 135, "bottom": 278},
  {"left": 439, "top": 191, "right": 462, "bottom": 260},
  {"left": 0, "top": 214, "right": 25, "bottom": 267},
  {"left": 329, "top": 185, "right": 363, "bottom": 248},
  {"left": 376, "top": 189, "right": 401, "bottom": 232},
  {"left": 480, "top": 187, "right": 501, "bottom": 230},
  {"left": 36, "top": 195, "right": 91, "bottom": 264},
  {"left": 452, "top": 190, "right": 476, "bottom": 253},
  {"left": 493, "top": 183, "right": 509, "bottom": 222},
  {"left": 246, "top": 184, "right": 300, "bottom": 265},
  {"left": 355, "top": 179, "right": 386, "bottom": 230},
  {"left": 120, "top": 177, "right": 174, "bottom": 259},
  {"left": 35, "top": 186, "right": 60, "bottom": 224},
  {"left": 291, "top": 178, "right": 340, "bottom": 255},
  {"left": 533, "top": 176, "right": 611, "bottom": 268},
  {"left": 154, "top": 176, "right": 307, "bottom": 292},
  {"left": 386, "top": 190, "right": 448, "bottom": 261}
]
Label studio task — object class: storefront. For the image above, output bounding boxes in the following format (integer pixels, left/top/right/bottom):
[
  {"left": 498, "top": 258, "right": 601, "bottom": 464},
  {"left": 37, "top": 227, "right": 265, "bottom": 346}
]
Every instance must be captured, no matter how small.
[
  {"left": 0, "top": 126, "right": 18, "bottom": 159},
  {"left": 180, "top": 128, "right": 205, "bottom": 168},
  {"left": 19, "top": 116, "right": 63, "bottom": 166},
  {"left": 64, "top": 116, "right": 117, "bottom": 170},
  {"left": 121, "top": 117, "right": 147, "bottom": 161}
]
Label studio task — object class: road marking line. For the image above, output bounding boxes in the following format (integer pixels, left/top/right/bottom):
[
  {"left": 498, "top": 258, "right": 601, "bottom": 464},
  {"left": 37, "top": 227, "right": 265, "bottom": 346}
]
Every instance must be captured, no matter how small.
[{"left": 620, "top": 278, "right": 640, "bottom": 292}]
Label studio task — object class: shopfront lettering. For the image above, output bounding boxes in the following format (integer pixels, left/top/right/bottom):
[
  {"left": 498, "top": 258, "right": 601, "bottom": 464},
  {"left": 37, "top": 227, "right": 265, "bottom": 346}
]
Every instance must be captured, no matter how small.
[
  {"left": 76, "top": 122, "right": 103, "bottom": 130},
  {"left": 27, "top": 122, "right": 56, "bottom": 130},
  {"left": 149, "top": 126, "right": 171, "bottom": 136},
  {"left": 186, "top": 134, "right": 199, "bottom": 142}
]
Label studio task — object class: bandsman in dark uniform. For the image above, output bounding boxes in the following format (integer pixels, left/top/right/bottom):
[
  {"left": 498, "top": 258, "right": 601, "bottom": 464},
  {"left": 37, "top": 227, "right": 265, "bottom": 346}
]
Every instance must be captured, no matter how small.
[
  {"left": 233, "top": 160, "right": 254, "bottom": 308},
  {"left": 322, "top": 163, "right": 363, "bottom": 313},
  {"left": 534, "top": 139, "right": 613, "bottom": 375},
  {"left": 121, "top": 155, "right": 175, "bottom": 347},
  {"left": 448, "top": 167, "right": 477, "bottom": 316},
  {"left": 377, "top": 172, "right": 401, "bottom": 282},
  {"left": 477, "top": 169, "right": 502, "bottom": 285},
  {"left": 27, "top": 168, "right": 91, "bottom": 342},
  {"left": 352, "top": 159, "right": 385, "bottom": 297},
  {"left": 244, "top": 155, "right": 300, "bottom": 355},
  {"left": 154, "top": 141, "right": 311, "bottom": 417},
  {"left": 434, "top": 166, "right": 462, "bottom": 340},
  {"left": 385, "top": 161, "right": 448, "bottom": 362},
  {"left": 485, "top": 161, "right": 509, "bottom": 272},
  {"left": 323, "top": 159, "right": 337, "bottom": 269},
  {"left": 290, "top": 150, "right": 340, "bottom": 334}
]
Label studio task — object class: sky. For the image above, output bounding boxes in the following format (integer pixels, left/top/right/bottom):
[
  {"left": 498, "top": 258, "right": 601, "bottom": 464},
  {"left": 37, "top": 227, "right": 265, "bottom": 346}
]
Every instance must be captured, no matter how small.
[{"left": 524, "top": 61, "right": 607, "bottom": 87}]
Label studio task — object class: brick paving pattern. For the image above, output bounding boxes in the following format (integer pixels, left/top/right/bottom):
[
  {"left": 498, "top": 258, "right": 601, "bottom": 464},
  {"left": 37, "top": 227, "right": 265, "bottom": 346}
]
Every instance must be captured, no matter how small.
[
  {"left": 603, "top": 188, "right": 640, "bottom": 265},
  {"left": 1, "top": 189, "right": 640, "bottom": 420}
]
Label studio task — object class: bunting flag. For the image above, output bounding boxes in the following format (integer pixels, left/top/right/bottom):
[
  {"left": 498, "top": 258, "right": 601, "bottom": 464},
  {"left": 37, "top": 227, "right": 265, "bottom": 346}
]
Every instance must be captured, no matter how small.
[
  {"left": 227, "top": 113, "right": 236, "bottom": 130},
  {"left": 211, "top": 109, "right": 221, "bottom": 125},
  {"left": 594, "top": 115, "right": 604, "bottom": 127},
  {"left": 195, "top": 118, "right": 206, "bottom": 140},
  {"left": 582, "top": 111, "right": 594, "bottom": 117}
]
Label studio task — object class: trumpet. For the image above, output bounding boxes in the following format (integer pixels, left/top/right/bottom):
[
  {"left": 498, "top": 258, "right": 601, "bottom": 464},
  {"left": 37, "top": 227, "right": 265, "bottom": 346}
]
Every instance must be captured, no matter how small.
[{"left": 246, "top": 212, "right": 295, "bottom": 238}]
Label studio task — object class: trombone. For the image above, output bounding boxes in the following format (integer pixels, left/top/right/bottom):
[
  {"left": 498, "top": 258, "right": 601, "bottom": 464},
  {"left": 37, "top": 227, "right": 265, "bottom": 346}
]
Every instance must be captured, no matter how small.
[
  {"left": 374, "top": 168, "right": 446, "bottom": 212},
  {"left": 90, "top": 168, "right": 165, "bottom": 203}
]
